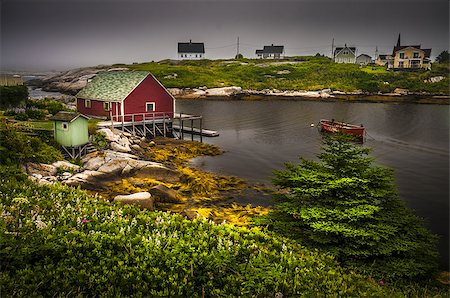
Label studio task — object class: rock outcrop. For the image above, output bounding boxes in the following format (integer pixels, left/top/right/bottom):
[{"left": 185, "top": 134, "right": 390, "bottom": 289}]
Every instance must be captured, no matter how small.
[
  {"left": 39, "top": 66, "right": 129, "bottom": 95},
  {"left": 113, "top": 192, "right": 154, "bottom": 210},
  {"left": 149, "top": 184, "right": 182, "bottom": 203}
]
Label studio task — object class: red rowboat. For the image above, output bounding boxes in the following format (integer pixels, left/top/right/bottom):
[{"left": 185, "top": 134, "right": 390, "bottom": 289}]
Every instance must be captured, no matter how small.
[{"left": 319, "top": 119, "right": 365, "bottom": 139}]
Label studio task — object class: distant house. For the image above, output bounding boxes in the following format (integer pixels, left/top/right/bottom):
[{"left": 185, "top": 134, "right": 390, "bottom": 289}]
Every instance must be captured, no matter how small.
[
  {"left": 255, "top": 44, "right": 285, "bottom": 59},
  {"left": 178, "top": 40, "right": 205, "bottom": 60},
  {"left": 375, "top": 54, "right": 393, "bottom": 67},
  {"left": 334, "top": 45, "right": 356, "bottom": 64},
  {"left": 392, "top": 34, "right": 431, "bottom": 70},
  {"left": 76, "top": 71, "right": 175, "bottom": 120},
  {"left": 356, "top": 54, "right": 372, "bottom": 65}
]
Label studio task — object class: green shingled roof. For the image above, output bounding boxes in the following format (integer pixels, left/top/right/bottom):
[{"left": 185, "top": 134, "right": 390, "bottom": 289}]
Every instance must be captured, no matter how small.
[{"left": 76, "top": 71, "right": 150, "bottom": 101}]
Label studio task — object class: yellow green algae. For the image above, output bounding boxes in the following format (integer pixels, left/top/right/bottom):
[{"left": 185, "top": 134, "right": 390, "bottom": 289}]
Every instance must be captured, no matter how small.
[{"left": 98, "top": 137, "right": 271, "bottom": 226}]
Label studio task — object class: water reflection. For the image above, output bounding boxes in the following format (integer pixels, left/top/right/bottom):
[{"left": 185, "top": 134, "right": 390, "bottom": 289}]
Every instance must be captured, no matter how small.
[{"left": 178, "top": 99, "right": 449, "bottom": 269}]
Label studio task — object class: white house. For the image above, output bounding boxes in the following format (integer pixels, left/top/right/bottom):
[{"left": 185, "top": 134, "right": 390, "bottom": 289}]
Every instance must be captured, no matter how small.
[
  {"left": 178, "top": 40, "right": 205, "bottom": 60},
  {"left": 334, "top": 45, "right": 357, "bottom": 64},
  {"left": 356, "top": 54, "right": 372, "bottom": 65}
]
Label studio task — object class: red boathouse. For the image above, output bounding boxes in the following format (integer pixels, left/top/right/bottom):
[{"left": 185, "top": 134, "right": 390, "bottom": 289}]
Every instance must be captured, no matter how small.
[{"left": 76, "top": 71, "right": 175, "bottom": 120}]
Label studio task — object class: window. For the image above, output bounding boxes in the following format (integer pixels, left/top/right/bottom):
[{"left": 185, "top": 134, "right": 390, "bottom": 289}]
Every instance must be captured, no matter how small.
[
  {"left": 84, "top": 99, "right": 91, "bottom": 108},
  {"left": 62, "top": 122, "right": 69, "bottom": 131},
  {"left": 413, "top": 52, "right": 420, "bottom": 58},
  {"left": 146, "top": 102, "right": 155, "bottom": 112},
  {"left": 411, "top": 60, "right": 420, "bottom": 68},
  {"left": 195, "top": 54, "right": 198, "bottom": 58},
  {"left": 103, "top": 102, "right": 110, "bottom": 111},
  {"left": 399, "top": 52, "right": 405, "bottom": 59},
  {"left": 398, "top": 61, "right": 404, "bottom": 68}
]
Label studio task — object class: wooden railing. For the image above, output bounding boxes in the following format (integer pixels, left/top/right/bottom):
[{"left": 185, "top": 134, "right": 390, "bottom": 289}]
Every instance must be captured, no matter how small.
[{"left": 110, "top": 112, "right": 174, "bottom": 123}]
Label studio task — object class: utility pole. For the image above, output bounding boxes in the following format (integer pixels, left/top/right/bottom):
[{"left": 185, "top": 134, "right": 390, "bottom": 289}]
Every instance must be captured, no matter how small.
[
  {"left": 375, "top": 46, "right": 378, "bottom": 59},
  {"left": 331, "top": 38, "right": 334, "bottom": 61},
  {"left": 237, "top": 36, "right": 240, "bottom": 57}
]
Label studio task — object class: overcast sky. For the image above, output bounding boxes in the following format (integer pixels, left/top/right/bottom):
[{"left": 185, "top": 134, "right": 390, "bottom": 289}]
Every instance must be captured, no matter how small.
[{"left": 1, "top": 0, "right": 448, "bottom": 71}]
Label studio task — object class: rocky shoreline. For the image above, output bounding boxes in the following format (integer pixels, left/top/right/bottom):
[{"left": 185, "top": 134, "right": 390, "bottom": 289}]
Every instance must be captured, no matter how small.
[
  {"left": 24, "top": 127, "right": 181, "bottom": 209},
  {"left": 27, "top": 66, "right": 449, "bottom": 104},
  {"left": 22, "top": 126, "right": 271, "bottom": 222}
]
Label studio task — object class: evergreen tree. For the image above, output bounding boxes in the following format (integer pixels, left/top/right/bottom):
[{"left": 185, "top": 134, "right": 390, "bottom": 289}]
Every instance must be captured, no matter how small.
[
  {"left": 256, "top": 134, "right": 438, "bottom": 280},
  {"left": 435, "top": 50, "right": 449, "bottom": 64}
]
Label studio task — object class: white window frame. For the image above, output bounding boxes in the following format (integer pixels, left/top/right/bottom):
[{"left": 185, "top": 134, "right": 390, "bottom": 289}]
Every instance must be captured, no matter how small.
[
  {"left": 103, "top": 102, "right": 111, "bottom": 111},
  {"left": 413, "top": 52, "right": 420, "bottom": 58},
  {"left": 62, "top": 122, "right": 69, "bottom": 131},
  {"left": 84, "top": 99, "right": 91, "bottom": 108},
  {"left": 146, "top": 102, "right": 156, "bottom": 112}
]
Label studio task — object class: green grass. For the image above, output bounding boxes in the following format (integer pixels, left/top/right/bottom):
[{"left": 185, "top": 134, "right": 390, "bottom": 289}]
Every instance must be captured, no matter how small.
[
  {"left": 2, "top": 165, "right": 448, "bottom": 297},
  {"left": 119, "top": 57, "right": 449, "bottom": 94},
  {"left": 8, "top": 120, "right": 53, "bottom": 131},
  {"left": 360, "top": 66, "right": 389, "bottom": 74}
]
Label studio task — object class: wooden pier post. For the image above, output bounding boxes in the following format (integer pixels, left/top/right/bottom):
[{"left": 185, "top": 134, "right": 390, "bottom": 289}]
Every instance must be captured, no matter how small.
[
  {"left": 200, "top": 118, "right": 203, "bottom": 143},
  {"left": 152, "top": 114, "right": 156, "bottom": 137},
  {"left": 163, "top": 114, "right": 166, "bottom": 137}
]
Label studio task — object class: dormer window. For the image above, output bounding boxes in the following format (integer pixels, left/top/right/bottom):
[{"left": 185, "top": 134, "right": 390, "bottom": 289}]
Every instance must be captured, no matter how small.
[
  {"left": 399, "top": 52, "right": 405, "bottom": 59},
  {"left": 413, "top": 52, "right": 420, "bottom": 58}
]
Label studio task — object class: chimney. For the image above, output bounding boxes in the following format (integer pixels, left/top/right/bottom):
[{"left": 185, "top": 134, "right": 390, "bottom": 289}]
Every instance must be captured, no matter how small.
[
  {"left": 189, "top": 39, "right": 192, "bottom": 43},
  {"left": 271, "top": 44, "right": 274, "bottom": 46}
]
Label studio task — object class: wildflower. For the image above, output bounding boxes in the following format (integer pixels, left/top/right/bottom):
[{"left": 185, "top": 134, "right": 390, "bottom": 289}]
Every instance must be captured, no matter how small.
[
  {"left": 82, "top": 219, "right": 88, "bottom": 224},
  {"left": 379, "top": 280, "right": 385, "bottom": 286}
]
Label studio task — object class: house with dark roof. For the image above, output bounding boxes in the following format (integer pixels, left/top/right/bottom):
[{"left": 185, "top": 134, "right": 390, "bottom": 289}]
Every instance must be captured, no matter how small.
[
  {"left": 76, "top": 71, "right": 175, "bottom": 120},
  {"left": 333, "top": 45, "right": 356, "bottom": 64},
  {"left": 255, "top": 44, "right": 284, "bottom": 59},
  {"left": 392, "top": 34, "right": 431, "bottom": 70},
  {"left": 356, "top": 54, "right": 372, "bottom": 66},
  {"left": 178, "top": 40, "right": 205, "bottom": 60}
]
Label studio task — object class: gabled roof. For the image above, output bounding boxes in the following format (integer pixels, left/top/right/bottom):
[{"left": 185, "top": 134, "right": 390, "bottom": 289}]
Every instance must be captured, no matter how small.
[
  {"left": 392, "top": 45, "right": 432, "bottom": 56},
  {"left": 357, "top": 54, "right": 372, "bottom": 59},
  {"left": 76, "top": 71, "right": 150, "bottom": 102},
  {"left": 178, "top": 41, "right": 205, "bottom": 53},
  {"left": 334, "top": 46, "right": 356, "bottom": 56},
  {"left": 255, "top": 49, "right": 264, "bottom": 54},
  {"left": 262, "top": 45, "right": 284, "bottom": 54},
  {"left": 50, "top": 111, "right": 89, "bottom": 122}
]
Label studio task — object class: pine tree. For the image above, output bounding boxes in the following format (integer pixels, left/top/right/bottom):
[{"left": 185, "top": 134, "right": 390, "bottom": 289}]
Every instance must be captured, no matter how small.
[{"left": 256, "top": 134, "right": 438, "bottom": 280}]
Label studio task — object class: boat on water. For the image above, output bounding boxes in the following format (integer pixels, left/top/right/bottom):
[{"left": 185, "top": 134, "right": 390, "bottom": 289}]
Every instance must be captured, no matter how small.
[{"left": 319, "top": 119, "right": 365, "bottom": 139}]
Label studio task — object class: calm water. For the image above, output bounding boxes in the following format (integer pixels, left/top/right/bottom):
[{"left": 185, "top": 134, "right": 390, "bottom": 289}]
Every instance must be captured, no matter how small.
[{"left": 177, "top": 99, "right": 449, "bottom": 269}]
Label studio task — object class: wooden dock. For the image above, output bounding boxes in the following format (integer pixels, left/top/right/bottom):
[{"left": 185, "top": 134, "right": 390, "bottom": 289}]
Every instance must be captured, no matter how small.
[
  {"left": 172, "top": 125, "right": 219, "bottom": 137},
  {"left": 97, "top": 112, "right": 218, "bottom": 141}
]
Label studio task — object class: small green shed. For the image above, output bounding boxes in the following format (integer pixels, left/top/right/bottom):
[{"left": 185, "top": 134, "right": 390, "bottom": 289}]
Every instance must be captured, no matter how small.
[{"left": 50, "top": 111, "right": 89, "bottom": 147}]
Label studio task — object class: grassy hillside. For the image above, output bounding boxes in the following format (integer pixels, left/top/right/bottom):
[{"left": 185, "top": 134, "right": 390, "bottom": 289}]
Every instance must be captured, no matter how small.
[{"left": 123, "top": 57, "right": 449, "bottom": 94}]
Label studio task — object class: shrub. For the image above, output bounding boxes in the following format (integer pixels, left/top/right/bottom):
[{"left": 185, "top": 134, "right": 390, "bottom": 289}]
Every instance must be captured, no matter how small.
[
  {"left": 0, "top": 167, "right": 389, "bottom": 297},
  {"left": 253, "top": 134, "right": 439, "bottom": 281},
  {"left": 0, "top": 85, "right": 28, "bottom": 108},
  {"left": 91, "top": 132, "right": 108, "bottom": 150},
  {"left": 27, "top": 98, "right": 69, "bottom": 115},
  {"left": 14, "top": 112, "right": 29, "bottom": 121},
  {"left": 0, "top": 123, "right": 63, "bottom": 165},
  {"left": 25, "top": 107, "right": 46, "bottom": 120}
]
